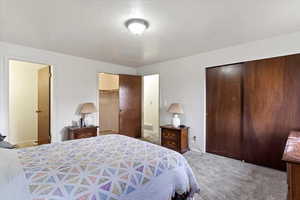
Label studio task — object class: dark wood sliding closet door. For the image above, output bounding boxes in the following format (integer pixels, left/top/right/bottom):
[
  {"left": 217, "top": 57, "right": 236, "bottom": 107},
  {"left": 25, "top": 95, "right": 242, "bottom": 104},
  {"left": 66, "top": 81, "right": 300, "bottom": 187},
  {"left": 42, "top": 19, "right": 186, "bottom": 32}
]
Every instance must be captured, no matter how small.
[
  {"left": 243, "top": 55, "right": 300, "bottom": 170},
  {"left": 206, "top": 64, "right": 243, "bottom": 160}
]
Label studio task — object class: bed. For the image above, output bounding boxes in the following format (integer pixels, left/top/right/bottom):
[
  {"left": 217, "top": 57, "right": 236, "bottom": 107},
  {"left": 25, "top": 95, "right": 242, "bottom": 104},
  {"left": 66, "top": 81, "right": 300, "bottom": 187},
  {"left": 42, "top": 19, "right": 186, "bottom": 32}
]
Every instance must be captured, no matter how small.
[{"left": 0, "top": 134, "right": 200, "bottom": 200}]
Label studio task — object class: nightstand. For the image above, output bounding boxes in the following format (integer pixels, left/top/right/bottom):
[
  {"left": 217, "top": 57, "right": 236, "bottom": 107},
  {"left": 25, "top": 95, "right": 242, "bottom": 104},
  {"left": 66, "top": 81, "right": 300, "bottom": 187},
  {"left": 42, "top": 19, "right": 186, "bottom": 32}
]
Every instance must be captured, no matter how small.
[
  {"left": 160, "top": 125, "right": 189, "bottom": 154},
  {"left": 68, "top": 126, "right": 98, "bottom": 140}
]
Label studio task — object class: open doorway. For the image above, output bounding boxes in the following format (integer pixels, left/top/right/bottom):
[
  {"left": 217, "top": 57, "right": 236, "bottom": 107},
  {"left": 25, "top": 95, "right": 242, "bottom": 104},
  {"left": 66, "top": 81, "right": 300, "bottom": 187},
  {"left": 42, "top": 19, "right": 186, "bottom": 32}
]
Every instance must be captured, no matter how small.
[
  {"left": 8, "top": 60, "right": 51, "bottom": 148},
  {"left": 98, "top": 73, "right": 142, "bottom": 138},
  {"left": 98, "top": 73, "right": 119, "bottom": 134},
  {"left": 142, "top": 74, "right": 160, "bottom": 144}
]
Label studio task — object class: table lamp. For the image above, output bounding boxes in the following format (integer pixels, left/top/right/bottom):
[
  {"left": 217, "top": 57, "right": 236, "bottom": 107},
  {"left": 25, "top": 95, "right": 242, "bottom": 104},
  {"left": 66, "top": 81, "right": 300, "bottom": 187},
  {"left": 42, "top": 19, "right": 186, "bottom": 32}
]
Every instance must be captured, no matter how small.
[
  {"left": 80, "top": 103, "right": 97, "bottom": 127},
  {"left": 167, "top": 103, "right": 184, "bottom": 127}
]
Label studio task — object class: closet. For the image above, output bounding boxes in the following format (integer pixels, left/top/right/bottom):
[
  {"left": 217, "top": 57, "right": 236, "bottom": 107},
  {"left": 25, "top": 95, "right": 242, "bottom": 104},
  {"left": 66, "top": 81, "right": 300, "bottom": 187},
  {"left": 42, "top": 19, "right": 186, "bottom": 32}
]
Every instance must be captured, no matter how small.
[
  {"left": 99, "top": 90, "right": 119, "bottom": 134},
  {"left": 99, "top": 73, "right": 141, "bottom": 138},
  {"left": 206, "top": 54, "right": 300, "bottom": 171},
  {"left": 99, "top": 73, "right": 119, "bottom": 134}
]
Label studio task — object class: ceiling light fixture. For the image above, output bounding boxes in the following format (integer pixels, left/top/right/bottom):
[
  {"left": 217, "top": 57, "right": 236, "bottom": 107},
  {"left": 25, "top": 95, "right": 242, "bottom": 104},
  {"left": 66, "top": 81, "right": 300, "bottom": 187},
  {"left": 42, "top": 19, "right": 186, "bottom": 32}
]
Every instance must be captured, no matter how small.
[{"left": 125, "top": 18, "right": 149, "bottom": 35}]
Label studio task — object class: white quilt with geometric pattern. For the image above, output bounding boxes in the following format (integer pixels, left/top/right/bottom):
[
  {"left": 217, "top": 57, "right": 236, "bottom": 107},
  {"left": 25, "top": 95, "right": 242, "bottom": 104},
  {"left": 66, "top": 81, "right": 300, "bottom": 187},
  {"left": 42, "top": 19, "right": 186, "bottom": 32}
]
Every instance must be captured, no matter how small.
[{"left": 1, "top": 135, "right": 200, "bottom": 200}]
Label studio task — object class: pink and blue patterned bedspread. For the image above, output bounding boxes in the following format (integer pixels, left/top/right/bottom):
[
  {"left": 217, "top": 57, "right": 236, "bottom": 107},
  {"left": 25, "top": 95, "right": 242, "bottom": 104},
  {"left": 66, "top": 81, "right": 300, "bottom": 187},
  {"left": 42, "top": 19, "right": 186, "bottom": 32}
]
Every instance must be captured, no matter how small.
[{"left": 17, "top": 134, "right": 200, "bottom": 200}]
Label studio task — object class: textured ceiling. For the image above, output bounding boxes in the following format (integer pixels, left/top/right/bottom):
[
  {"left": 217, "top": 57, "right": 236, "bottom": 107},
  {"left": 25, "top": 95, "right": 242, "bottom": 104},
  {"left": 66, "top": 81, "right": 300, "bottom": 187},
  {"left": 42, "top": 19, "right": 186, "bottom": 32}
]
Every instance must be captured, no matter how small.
[{"left": 1, "top": 0, "right": 300, "bottom": 67}]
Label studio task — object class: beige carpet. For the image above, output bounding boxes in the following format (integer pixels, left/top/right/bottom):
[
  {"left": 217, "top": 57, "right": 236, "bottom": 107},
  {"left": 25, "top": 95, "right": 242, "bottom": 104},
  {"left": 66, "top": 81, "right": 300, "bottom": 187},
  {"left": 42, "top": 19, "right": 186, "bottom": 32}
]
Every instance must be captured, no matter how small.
[
  {"left": 184, "top": 152, "right": 287, "bottom": 200},
  {"left": 140, "top": 136, "right": 160, "bottom": 145}
]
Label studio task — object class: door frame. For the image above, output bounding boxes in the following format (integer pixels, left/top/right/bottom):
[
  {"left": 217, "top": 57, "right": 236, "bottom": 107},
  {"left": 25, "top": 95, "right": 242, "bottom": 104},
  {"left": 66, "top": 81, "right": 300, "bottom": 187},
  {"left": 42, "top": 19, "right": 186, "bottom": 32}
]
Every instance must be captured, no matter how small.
[
  {"left": 97, "top": 72, "right": 159, "bottom": 140},
  {"left": 141, "top": 74, "right": 160, "bottom": 144},
  {"left": 5, "top": 57, "right": 54, "bottom": 144}
]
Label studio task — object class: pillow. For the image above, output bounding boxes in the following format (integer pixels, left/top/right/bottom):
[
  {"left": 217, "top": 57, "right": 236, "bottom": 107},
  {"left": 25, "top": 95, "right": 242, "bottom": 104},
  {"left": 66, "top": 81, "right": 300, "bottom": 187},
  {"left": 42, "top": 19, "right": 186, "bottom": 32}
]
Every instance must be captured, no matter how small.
[{"left": 0, "top": 141, "right": 16, "bottom": 149}]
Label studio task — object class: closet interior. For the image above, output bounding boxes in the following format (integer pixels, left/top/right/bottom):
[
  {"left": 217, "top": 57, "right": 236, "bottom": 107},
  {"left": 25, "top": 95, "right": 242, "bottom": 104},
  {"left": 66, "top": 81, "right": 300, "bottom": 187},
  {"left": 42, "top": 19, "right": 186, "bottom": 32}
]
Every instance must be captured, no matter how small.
[{"left": 99, "top": 73, "right": 119, "bottom": 134}]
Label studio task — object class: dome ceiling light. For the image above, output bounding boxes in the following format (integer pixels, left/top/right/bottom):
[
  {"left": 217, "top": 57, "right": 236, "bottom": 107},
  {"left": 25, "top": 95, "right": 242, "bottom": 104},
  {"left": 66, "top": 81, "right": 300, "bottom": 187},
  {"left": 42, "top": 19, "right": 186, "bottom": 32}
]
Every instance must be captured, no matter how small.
[{"left": 125, "top": 18, "right": 149, "bottom": 35}]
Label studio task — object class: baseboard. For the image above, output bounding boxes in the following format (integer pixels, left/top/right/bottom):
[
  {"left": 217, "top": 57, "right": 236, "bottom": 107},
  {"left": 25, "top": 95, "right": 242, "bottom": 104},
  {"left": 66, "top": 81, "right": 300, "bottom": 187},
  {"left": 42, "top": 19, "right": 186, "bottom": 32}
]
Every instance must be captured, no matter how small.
[
  {"left": 11, "top": 140, "right": 37, "bottom": 146},
  {"left": 143, "top": 129, "right": 154, "bottom": 135}
]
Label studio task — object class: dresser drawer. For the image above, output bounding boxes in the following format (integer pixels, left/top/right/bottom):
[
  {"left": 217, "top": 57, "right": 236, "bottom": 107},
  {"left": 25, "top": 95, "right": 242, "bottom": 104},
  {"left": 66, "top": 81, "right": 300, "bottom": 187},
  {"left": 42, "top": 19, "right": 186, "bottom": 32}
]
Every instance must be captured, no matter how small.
[
  {"left": 162, "top": 129, "right": 178, "bottom": 141},
  {"left": 163, "top": 140, "right": 178, "bottom": 151}
]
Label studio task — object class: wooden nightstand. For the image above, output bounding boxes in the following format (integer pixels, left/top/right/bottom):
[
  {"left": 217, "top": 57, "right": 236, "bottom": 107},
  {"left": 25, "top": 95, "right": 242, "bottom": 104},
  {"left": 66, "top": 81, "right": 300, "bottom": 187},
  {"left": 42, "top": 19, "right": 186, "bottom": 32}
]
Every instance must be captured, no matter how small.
[
  {"left": 68, "top": 126, "right": 98, "bottom": 140},
  {"left": 160, "top": 125, "right": 189, "bottom": 154}
]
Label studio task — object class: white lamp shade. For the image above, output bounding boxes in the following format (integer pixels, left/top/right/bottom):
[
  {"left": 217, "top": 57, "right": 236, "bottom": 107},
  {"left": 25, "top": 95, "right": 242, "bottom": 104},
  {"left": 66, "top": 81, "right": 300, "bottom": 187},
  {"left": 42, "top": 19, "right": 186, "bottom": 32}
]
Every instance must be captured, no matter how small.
[
  {"left": 167, "top": 103, "right": 184, "bottom": 114},
  {"left": 80, "top": 103, "right": 97, "bottom": 114}
]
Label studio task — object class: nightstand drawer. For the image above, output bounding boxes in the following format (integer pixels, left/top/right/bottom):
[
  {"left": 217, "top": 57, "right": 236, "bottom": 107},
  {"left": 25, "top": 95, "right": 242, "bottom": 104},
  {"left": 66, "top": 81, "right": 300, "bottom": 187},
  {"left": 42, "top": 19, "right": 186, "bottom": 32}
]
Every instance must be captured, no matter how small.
[
  {"left": 163, "top": 140, "right": 178, "bottom": 151},
  {"left": 75, "top": 132, "right": 96, "bottom": 139},
  {"left": 68, "top": 126, "right": 98, "bottom": 140},
  {"left": 162, "top": 130, "right": 178, "bottom": 141}
]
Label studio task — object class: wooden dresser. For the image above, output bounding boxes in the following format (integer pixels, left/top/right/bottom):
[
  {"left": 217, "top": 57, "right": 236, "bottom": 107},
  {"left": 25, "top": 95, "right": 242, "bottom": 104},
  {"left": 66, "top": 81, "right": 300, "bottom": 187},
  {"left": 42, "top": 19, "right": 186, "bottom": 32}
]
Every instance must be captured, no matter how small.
[
  {"left": 283, "top": 131, "right": 300, "bottom": 200},
  {"left": 160, "top": 125, "right": 189, "bottom": 154},
  {"left": 68, "top": 126, "right": 98, "bottom": 140}
]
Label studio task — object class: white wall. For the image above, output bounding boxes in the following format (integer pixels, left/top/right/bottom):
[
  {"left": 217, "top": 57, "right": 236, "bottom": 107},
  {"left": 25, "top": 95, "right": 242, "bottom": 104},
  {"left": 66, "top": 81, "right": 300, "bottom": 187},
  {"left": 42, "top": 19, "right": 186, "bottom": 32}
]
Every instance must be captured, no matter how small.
[
  {"left": 137, "top": 31, "right": 300, "bottom": 152},
  {"left": 143, "top": 74, "right": 159, "bottom": 139},
  {"left": 2, "top": 31, "right": 300, "bottom": 148},
  {"left": 0, "top": 42, "right": 136, "bottom": 142},
  {"left": 9, "top": 60, "right": 47, "bottom": 145}
]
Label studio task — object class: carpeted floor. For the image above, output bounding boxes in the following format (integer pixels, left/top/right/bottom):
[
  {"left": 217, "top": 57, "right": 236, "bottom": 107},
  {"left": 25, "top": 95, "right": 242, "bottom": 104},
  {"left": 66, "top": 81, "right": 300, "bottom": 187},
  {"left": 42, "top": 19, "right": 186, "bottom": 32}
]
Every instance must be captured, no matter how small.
[
  {"left": 141, "top": 136, "right": 160, "bottom": 145},
  {"left": 183, "top": 152, "right": 287, "bottom": 200}
]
